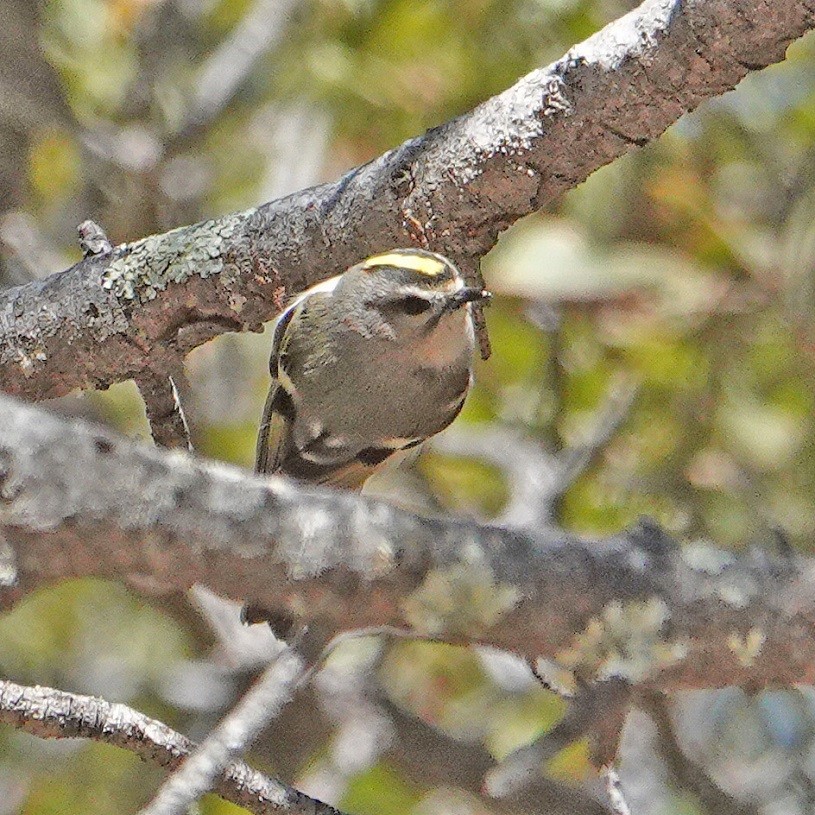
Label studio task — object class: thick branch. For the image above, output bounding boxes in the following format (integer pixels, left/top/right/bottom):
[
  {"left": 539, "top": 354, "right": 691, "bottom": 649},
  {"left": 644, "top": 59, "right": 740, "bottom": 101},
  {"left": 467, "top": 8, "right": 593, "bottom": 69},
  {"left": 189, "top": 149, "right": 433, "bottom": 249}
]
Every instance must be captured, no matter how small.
[
  {"left": 2, "top": 394, "right": 815, "bottom": 691},
  {"left": 1, "top": 0, "right": 813, "bottom": 399},
  {"left": 0, "top": 678, "right": 345, "bottom": 815}
]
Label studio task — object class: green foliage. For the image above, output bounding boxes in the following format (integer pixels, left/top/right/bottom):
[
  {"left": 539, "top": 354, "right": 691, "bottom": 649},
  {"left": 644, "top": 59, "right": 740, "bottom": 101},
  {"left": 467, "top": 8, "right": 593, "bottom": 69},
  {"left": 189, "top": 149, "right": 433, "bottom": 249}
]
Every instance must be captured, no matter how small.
[
  {"left": 341, "top": 764, "right": 421, "bottom": 815},
  {"left": 28, "top": 129, "right": 81, "bottom": 204},
  {"left": 42, "top": 0, "right": 140, "bottom": 120},
  {"left": 201, "top": 793, "right": 254, "bottom": 814},
  {"left": 0, "top": 578, "right": 192, "bottom": 692},
  {"left": 19, "top": 742, "right": 164, "bottom": 815}
]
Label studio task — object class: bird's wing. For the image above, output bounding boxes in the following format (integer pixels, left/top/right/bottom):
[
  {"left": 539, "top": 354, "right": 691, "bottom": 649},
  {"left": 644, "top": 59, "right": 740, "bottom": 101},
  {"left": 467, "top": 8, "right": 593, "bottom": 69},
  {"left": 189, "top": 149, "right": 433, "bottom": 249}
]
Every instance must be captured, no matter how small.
[
  {"left": 259, "top": 377, "right": 424, "bottom": 488},
  {"left": 316, "top": 442, "right": 423, "bottom": 491},
  {"left": 255, "top": 380, "right": 291, "bottom": 474},
  {"left": 255, "top": 276, "right": 342, "bottom": 475},
  {"left": 301, "top": 457, "right": 378, "bottom": 491},
  {"left": 254, "top": 312, "right": 298, "bottom": 474}
]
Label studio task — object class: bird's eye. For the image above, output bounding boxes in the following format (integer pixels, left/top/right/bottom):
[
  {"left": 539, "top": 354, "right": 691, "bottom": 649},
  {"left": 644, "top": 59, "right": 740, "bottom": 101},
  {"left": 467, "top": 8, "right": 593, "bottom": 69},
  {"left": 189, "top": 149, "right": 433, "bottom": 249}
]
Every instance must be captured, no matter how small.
[{"left": 400, "top": 296, "right": 432, "bottom": 315}]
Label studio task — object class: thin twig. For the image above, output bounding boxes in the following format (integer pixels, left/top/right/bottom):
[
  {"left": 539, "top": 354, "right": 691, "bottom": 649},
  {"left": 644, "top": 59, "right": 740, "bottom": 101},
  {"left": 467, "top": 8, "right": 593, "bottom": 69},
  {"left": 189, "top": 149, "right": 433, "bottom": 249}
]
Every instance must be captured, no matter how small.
[
  {"left": 639, "top": 690, "right": 760, "bottom": 815},
  {"left": 184, "top": 0, "right": 300, "bottom": 134},
  {"left": 604, "top": 766, "right": 632, "bottom": 815},
  {"left": 296, "top": 626, "right": 427, "bottom": 692},
  {"left": 0, "top": 678, "right": 345, "bottom": 815},
  {"left": 136, "top": 368, "right": 194, "bottom": 450},
  {"left": 485, "top": 679, "right": 631, "bottom": 798},
  {"left": 168, "top": 374, "right": 194, "bottom": 453},
  {"left": 377, "top": 689, "right": 612, "bottom": 815},
  {"left": 557, "top": 379, "right": 639, "bottom": 489},
  {"left": 140, "top": 627, "right": 422, "bottom": 815},
  {"left": 432, "top": 381, "right": 637, "bottom": 526},
  {"left": 0, "top": 531, "right": 17, "bottom": 588},
  {"left": 431, "top": 426, "right": 562, "bottom": 527},
  {"left": 139, "top": 648, "right": 305, "bottom": 815},
  {"left": 455, "top": 255, "right": 492, "bottom": 360},
  {"left": 77, "top": 219, "right": 112, "bottom": 258}
]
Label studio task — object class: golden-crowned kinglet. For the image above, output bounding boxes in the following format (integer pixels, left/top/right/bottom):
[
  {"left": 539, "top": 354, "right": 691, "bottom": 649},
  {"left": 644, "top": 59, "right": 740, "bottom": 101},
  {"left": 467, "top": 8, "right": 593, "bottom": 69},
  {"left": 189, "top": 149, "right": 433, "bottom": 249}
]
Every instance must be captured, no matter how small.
[{"left": 255, "top": 248, "right": 491, "bottom": 489}]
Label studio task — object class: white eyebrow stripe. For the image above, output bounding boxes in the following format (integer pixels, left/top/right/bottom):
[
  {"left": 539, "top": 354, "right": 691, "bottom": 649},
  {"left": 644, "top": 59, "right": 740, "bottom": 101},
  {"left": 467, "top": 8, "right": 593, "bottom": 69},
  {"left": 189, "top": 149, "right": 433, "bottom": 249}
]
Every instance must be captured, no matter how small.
[{"left": 398, "top": 287, "right": 436, "bottom": 298}]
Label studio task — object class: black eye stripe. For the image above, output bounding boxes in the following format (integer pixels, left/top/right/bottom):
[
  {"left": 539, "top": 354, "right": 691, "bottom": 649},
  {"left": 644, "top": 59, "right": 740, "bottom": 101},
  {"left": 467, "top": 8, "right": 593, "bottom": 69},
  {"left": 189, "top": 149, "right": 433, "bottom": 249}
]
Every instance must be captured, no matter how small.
[
  {"left": 400, "top": 295, "right": 432, "bottom": 315},
  {"left": 356, "top": 447, "right": 394, "bottom": 466}
]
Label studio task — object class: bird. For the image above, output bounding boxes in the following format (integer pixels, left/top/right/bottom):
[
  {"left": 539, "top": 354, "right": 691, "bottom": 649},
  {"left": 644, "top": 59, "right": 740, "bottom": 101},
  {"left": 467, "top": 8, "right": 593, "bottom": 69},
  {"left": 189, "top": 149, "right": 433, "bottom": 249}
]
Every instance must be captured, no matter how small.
[{"left": 255, "top": 247, "right": 491, "bottom": 490}]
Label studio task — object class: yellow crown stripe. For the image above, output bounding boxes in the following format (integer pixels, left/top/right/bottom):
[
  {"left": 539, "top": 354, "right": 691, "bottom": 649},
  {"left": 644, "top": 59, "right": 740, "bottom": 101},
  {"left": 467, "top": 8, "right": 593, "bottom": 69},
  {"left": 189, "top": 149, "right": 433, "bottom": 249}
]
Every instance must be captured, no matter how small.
[{"left": 362, "top": 252, "right": 445, "bottom": 277}]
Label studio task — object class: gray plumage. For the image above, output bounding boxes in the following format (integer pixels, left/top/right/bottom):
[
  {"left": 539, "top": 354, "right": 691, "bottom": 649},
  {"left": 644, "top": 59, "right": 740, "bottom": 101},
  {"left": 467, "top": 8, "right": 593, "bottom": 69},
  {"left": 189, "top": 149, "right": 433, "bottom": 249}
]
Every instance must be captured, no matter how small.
[{"left": 255, "top": 249, "right": 489, "bottom": 490}]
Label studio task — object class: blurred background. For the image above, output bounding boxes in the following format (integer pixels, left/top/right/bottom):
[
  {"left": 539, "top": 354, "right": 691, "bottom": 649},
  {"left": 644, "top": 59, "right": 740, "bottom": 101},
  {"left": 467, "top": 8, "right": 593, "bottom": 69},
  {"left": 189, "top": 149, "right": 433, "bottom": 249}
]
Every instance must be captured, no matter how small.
[{"left": 4, "top": 0, "right": 815, "bottom": 813}]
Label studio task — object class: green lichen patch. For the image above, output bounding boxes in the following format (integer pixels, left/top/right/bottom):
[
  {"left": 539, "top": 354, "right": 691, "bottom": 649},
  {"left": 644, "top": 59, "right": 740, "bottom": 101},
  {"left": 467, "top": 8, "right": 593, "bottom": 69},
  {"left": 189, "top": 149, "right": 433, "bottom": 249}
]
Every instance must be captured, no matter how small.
[
  {"left": 402, "top": 560, "right": 521, "bottom": 638},
  {"left": 727, "top": 627, "right": 766, "bottom": 667},
  {"left": 679, "top": 541, "right": 760, "bottom": 609},
  {"left": 16, "top": 346, "right": 48, "bottom": 377},
  {"left": 100, "top": 212, "right": 247, "bottom": 301},
  {"left": 555, "top": 597, "right": 687, "bottom": 683},
  {"left": 531, "top": 657, "right": 579, "bottom": 697},
  {"left": 681, "top": 541, "right": 736, "bottom": 575}
]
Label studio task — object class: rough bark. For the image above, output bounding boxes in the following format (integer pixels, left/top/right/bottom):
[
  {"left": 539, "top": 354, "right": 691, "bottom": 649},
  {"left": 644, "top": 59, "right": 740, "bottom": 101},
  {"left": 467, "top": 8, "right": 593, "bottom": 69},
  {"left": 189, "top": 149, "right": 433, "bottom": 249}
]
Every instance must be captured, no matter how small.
[
  {"left": 2, "top": 394, "right": 814, "bottom": 692},
  {"left": 1, "top": 0, "right": 814, "bottom": 400},
  {"left": 0, "top": 678, "right": 345, "bottom": 815}
]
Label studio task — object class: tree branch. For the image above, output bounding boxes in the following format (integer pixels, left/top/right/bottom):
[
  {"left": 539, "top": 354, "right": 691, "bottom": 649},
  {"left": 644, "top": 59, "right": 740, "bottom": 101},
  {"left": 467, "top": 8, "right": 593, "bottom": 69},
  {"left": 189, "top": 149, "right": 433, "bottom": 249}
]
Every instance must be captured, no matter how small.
[
  {"left": 639, "top": 690, "right": 760, "bottom": 815},
  {"left": 140, "top": 648, "right": 304, "bottom": 815},
  {"left": 486, "top": 679, "right": 631, "bottom": 797},
  {"left": 604, "top": 768, "right": 632, "bottom": 815},
  {"left": 0, "top": 678, "right": 346, "bottom": 815},
  {"left": 2, "top": 393, "right": 815, "bottom": 693},
  {"left": 379, "top": 692, "right": 612, "bottom": 815},
  {"left": 135, "top": 368, "right": 194, "bottom": 450},
  {"left": 1, "top": 0, "right": 813, "bottom": 399}
]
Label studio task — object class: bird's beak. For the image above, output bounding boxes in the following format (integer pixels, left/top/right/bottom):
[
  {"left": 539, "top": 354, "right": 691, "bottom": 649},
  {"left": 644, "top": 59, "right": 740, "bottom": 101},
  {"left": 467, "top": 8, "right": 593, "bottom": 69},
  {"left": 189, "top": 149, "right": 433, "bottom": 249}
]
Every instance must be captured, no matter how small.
[{"left": 443, "top": 287, "right": 492, "bottom": 313}]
